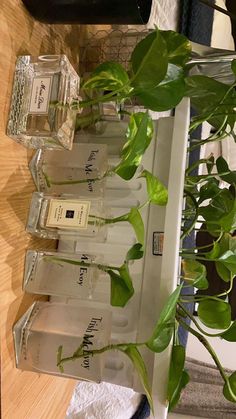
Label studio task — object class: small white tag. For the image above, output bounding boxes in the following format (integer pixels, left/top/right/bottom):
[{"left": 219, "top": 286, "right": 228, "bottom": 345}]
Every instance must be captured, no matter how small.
[
  {"left": 153, "top": 232, "right": 164, "bottom": 256},
  {"left": 46, "top": 199, "right": 91, "bottom": 229},
  {"left": 29, "top": 76, "right": 52, "bottom": 114}
]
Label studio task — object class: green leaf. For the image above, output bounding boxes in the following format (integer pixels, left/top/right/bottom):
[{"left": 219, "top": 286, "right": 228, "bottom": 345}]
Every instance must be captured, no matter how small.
[
  {"left": 198, "top": 179, "right": 220, "bottom": 204},
  {"left": 123, "top": 345, "right": 154, "bottom": 413},
  {"left": 218, "top": 250, "right": 236, "bottom": 275},
  {"left": 182, "top": 259, "right": 208, "bottom": 290},
  {"left": 131, "top": 29, "right": 168, "bottom": 91},
  {"left": 127, "top": 207, "right": 145, "bottom": 245},
  {"left": 199, "top": 188, "right": 236, "bottom": 233},
  {"left": 167, "top": 345, "right": 189, "bottom": 411},
  {"left": 216, "top": 157, "right": 236, "bottom": 185},
  {"left": 125, "top": 243, "right": 144, "bottom": 262},
  {"left": 185, "top": 75, "right": 236, "bottom": 130},
  {"left": 115, "top": 112, "right": 153, "bottom": 180},
  {"left": 82, "top": 61, "right": 130, "bottom": 93},
  {"left": 205, "top": 241, "right": 221, "bottom": 260},
  {"left": 223, "top": 371, "right": 236, "bottom": 402},
  {"left": 136, "top": 64, "right": 186, "bottom": 111},
  {"left": 216, "top": 234, "right": 236, "bottom": 281},
  {"left": 107, "top": 264, "right": 134, "bottom": 307},
  {"left": 231, "top": 59, "right": 236, "bottom": 77},
  {"left": 160, "top": 30, "right": 192, "bottom": 66},
  {"left": 139, "top": 170, "right": 168, "bottom": 205},
  {"left": 169, "top": 370, "right": 189, "bottom": 411},
  {"left": 198, "top": 299, "right": 231, "bottom": 330},
  {"left": 206, "top": 154, "right": 215, "bottom": 174},
  {"left": 221, "top": 321, "right": 236, "bottom": 342},
  {"left": 147, "top": 285, "right": 183, "bottom": 353}
]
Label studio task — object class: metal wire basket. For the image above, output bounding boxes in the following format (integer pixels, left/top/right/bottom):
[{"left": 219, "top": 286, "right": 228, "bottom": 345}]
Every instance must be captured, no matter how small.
[{"left": 79, "top": 28, "right": 149, "bottom": 74}]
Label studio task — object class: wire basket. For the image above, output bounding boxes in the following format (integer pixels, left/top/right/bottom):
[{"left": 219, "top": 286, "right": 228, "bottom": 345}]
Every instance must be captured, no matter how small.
[{"left": 79, "top": 28, "right": 149, "bottom": 74}]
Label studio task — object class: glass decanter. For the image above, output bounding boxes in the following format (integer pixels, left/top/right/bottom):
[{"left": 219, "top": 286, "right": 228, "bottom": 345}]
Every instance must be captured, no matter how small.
[
  {"left": 13, "top": 301, "right": 111, "bottom": 382},
  {"left": 23, "top": 250, "right": 101, "bottom": 299},
  {"left": 7, "top": 55, "right": 80, "bottom": 150},
  {"left": 29, "top": 143, "right": 108, "bottom": 197},
  {"left": 26, "top": 192, "right": 108, "bottom": 240}
]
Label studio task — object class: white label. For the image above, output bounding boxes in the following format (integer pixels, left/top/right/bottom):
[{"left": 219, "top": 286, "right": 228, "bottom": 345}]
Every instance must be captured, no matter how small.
[
  {"left": 46, "top": 199, "right": 91, "bottom": 229},
  {"left": 29, "top": 77, "right": 52, "bottom": 114},
  {"left": 153, "top": 232, "right": 164, "bottom": 256}
]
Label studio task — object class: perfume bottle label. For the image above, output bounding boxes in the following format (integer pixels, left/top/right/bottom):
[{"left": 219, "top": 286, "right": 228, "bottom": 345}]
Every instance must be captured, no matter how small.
[
  {"left": 46, "top": 199, "right": 91, "bottom": 229},
  {"left": 29, "top": 77, "right": 52, "bottom": 114},
  {"left": 81, "top": 316, "right": 103, "bottom": 370},
  {"left": 77, "top": 254, "right": 91, "bottom": 286}
]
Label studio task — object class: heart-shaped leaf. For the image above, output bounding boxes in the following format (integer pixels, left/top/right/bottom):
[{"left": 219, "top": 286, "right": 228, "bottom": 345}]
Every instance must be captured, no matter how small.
[
  {"left": 123, "top": 345, "right": 154, "bottom": 413},
  {"left": 146, "top": 285, "right": 183, "bottom": 353},
  {"left": 221, "top": 321, "right": 236, "bottom": 342},
  {"left": 139, "top": 170, "right": 168, "bottom": 206},
  {"left": 136, "top": 64, "right": 185, "bottom": 111},
  {"left": 216, "top": 157, "right": 236, "bottom": 185},
  {"left": 223, "top": 371, "right": 236, "bottom": 402},
  {"left": 185, "top": 75, "right": 236, "bottom": 130},
  {"left": 182, "top": 259, "right": 208, "bottom": 290},
  {"left": 107, "top": 264, "right": 134, "bottom": 307},
  {"left": 82, "top": 61, "right": 130, "bottom": 93},
  {"left": 160, "top": 30, "right": 192, "bottom": 66},
  {"left": 167, "top": 345, "right": 189, "bottom": 411},
  {"left": 115, "top": 112, "right": 153, "bottom": 180},
  {"left": 127, "top": 207, "right": 145, "bottom": 245},
  {"left": 198, "top": 179, "right": 220, "bottom": 204},
  {"left": 198, "top": 299, "right": 231, "bottom": 330},
  {"left": 125, "top": 243, "right": 144, "bottom": 262},
  {"left": 131, "top": 29, "right": 168, "bottom": 91}
]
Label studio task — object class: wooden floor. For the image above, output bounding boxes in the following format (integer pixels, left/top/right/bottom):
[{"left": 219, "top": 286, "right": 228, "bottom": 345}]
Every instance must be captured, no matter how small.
[{"left": 0, "top": 1, "right": 84, "bottom": 418}]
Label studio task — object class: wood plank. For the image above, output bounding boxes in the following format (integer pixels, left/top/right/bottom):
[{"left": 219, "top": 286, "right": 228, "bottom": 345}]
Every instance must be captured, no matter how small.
[{"left": 0, "top": 1, "right": 82, "bottom": 417}]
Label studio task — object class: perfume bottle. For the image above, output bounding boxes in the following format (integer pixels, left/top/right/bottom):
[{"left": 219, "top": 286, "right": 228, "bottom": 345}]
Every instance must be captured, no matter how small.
[
  {"left": 23, "top": 250, "right": 101, "bottom": 299},
  {"left": 29, "top": 143, "right": 108, "bottom": 197},
  {"left": 26, "top": 192, "right": 108, "bottom": 240},
  {"left": 13, "top": 301, "right": 111, "bottom": 382},
  {"left": 7, "top": 55, "right": 80, "bottom": 150}
]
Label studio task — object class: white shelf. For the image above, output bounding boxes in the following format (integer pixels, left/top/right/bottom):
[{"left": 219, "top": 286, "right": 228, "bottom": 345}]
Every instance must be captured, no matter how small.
[{"left": 56, "top": 98, "right": 190, "bottom": 418}]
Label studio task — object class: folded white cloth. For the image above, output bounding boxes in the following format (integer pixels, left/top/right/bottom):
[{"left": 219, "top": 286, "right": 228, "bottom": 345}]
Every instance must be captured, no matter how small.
[{"left": 66, "top": 381, "right": 142, "bottom": 419}]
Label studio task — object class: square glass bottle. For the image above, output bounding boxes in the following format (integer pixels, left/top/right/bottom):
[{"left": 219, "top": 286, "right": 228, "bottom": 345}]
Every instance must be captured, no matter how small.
[
  {"left": 7, "top": 55, "right": 80, "bottom": 150},
  {"left": 29, "top": 143, "right": 108, "bottom": 197},
  {"left": 23, "top": 250, "right": 101, "bottom": 299},
  {"left": 26, "top": 192, "right": 109, "bottom": 240},
  {"left": 13, "top": 301, "right": 111, "bottom": 382}
]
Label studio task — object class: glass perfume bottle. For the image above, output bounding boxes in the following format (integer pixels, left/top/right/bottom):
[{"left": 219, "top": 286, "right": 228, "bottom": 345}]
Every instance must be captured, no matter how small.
[
  {"left": 13, "top": 301, "right": 111, "bottom": 382},
  {"left": 26, "top": 192, "right": 108, "bottom": 240},
  {"left": 7, "top": 55, "right": 80, "bottom": 150},
  {"left": 29, "top": 143, "right": 108, "bottom": 197},
  {"left": 23, "top": 250, "right": 101, "bottom": 299}
]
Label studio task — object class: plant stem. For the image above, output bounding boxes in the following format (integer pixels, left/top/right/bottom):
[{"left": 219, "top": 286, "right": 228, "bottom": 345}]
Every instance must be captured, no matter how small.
[
  {"left": 43, "top": 170, "right": 113, "bottom": 187},
  {"left": 181, "top": 190, "right": 199, "bottom": 239},
  {"left": 185, "top": 157, "right": 214, "bottom": 175},
  {"left": 177, "top": 304, "right": 223, "bottom": 337},
  {"left": 80, "top": 83, "right": 132, "bottom": 108},
  {"left": 45, "top": 256, "right": 119, "bottom": 273},
  {"left": 58, "top": 341, "right": 145, "bottom": 368},
  {"left": 177, "top": 317, "right": 236, "bottom": 402}
]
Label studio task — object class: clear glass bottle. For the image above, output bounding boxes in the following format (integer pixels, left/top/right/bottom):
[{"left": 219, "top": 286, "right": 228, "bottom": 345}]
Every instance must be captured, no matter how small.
[
  {"left": 29, "top": 143, "right": 108, "bottom": 197},
  {"left": 26, "top": 192, "right": 108, "bottom": 240},
  {"left": 23, "top": 250, "right": 101, "bottom": 299},
  {"left": 7, "top": 55, "right": 80, "bottom": 150},
  {"left": 13, "top": 301, "right": 111, "bottom": 382}
]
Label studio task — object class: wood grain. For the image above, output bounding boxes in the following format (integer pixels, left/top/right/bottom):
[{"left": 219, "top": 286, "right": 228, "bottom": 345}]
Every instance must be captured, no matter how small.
[{"left": 0, "top": 1, "right": 82, "bottom": 418}]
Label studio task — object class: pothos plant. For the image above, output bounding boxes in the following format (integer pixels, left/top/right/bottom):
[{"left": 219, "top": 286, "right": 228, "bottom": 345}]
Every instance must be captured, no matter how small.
[{"left": 52, "top": 28, "right": 236, "bottom": 414}]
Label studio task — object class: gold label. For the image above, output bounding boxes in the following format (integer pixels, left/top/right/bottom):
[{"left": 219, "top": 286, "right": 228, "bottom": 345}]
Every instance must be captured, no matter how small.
[{"left": 46, "top": 199, "right": 91, "bottom": 229}]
